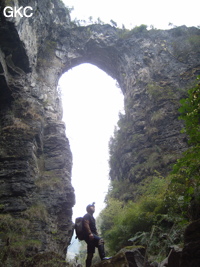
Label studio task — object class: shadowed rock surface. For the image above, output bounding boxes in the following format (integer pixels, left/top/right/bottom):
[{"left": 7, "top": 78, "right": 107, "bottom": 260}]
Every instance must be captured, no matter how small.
[
  {"left": 0, "top": 0, "right": 200, "bottom": 265},
  {"left": 180, "top": 219, "right": 200, "bottom": 267},
  {"left": 93, "top": 247, "right": 148, "bottom": 267}
]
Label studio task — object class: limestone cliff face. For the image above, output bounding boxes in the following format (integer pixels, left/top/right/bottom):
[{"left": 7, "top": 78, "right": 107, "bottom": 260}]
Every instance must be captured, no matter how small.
[
  {"left": 0, "top": 0, "right": 200, "bottom": 265},
  {"left": 0, "top": 0, "right": 74, "bottom": 264}
]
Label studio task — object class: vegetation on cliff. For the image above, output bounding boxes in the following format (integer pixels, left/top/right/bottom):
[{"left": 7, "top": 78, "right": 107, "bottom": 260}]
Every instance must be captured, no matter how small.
[{"left": 99, "top": 76, "right": 200, "bottom": 261}]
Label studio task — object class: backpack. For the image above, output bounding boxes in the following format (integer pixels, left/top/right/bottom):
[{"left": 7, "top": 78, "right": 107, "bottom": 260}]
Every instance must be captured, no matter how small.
[{"left": 74, "top": 217, "right": 85, "bottom": 240}]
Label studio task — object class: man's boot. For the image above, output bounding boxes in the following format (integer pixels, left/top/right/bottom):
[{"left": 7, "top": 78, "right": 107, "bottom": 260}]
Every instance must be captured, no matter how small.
[
  {"left": 98, "top": 244, "right": 112, "bottom": 261},
  {"left": 86, "top": 253, "right": 93, "bottom": 267},
  {"left": 98, "top": 239, "right": 106, "bottom": 260},
  {"left": 98, "top": 243, "right": 106, "bottom": 260}
]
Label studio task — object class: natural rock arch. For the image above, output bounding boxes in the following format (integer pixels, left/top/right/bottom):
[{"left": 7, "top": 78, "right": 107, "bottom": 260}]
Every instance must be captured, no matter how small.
[{"left": 0, "top": 0, "right": 200, "bottom": 264}]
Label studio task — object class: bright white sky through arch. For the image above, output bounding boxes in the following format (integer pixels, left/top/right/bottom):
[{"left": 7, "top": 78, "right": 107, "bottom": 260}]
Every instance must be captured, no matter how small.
[{"left": 59, "top": 64, "right": 124, "bottom": 220}]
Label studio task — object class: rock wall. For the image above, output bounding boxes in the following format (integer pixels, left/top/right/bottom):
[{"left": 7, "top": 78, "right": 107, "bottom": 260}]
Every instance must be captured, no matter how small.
[
  {"left": 180, "top": 219, "right": 200, "bottom": 267},
  {"left": 0, "top": 0, "right": 200, "bottom": 265},
  {"left": 0, "top": 0, "right": 75, "bottom": 264}
]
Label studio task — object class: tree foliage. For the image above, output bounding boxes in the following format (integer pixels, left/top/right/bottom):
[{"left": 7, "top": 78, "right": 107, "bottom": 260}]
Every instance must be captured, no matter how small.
[
  {"left": 179, "top": 76, "right": 200, "bottom": 144},
  {"left": 100, "top": 174, "right": 170, "bottom": 254}
]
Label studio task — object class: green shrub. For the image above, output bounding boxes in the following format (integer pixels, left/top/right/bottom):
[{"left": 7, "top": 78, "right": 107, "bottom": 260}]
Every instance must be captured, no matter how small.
[{"left": 100, "top": 175, "right": 169, "bottom": 254}]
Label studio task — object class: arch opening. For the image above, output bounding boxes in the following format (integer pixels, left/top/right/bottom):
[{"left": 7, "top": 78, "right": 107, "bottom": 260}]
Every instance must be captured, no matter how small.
[{"left": 59, "top": 63, "right": 124, "bottom": 220}]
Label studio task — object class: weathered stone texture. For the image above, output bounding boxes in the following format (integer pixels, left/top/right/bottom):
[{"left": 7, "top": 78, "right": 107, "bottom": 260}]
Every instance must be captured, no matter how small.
[
  {"left": 0, "top": 0, "right": 200, "bottom": 265},
  {"left": 0, "top": 0, "right": 75, "bottom": 264},
  {"left": 93, "top": 247, "right": 147, "bottom": 267},
  {"left": 180, "top": 219, "right": 200, "bottom": 267}
]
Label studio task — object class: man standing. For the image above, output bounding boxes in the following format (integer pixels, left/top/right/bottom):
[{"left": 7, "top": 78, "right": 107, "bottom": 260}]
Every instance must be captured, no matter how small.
[{"left": 83, "top": 202, "right": 109, "bottom": 267}]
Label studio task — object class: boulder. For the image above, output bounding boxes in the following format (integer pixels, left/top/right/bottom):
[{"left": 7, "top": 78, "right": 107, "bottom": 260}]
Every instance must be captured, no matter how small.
[
  {"left": 180, "top": 219, "right": 200, "bottom": 267},
  {"left": 160, "top": 246, "right": 182, "bottom": 267},
  {"left": 93, "top": 247, "right": 150, "bottom": 267},
  {"left": 167, "top": 246, "right": 182, "bottom": 267}
]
